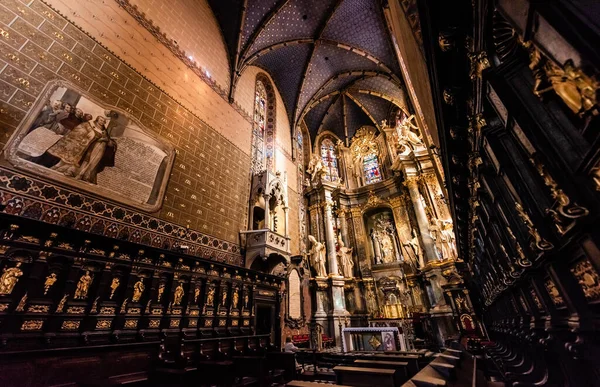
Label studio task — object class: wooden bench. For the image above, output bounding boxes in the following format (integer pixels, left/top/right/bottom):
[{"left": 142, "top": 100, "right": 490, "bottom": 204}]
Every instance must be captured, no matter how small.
[
  {"left": 352, "top": 360, "right": 409, "bottom": 383},
  {"left": 286, "top": 381, "right": 352, "bottom": 387},
  {"left": 362, "top": 354, "right": 420, "bottom": 377},
  {"left": 334, "top": 366, "right": 398, "bottom": 387}
]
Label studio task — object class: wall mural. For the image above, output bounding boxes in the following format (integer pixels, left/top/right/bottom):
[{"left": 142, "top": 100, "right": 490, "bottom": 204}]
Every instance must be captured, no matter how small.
[{"left": 4, "top": 81, "right": 175, "bottom": 212}]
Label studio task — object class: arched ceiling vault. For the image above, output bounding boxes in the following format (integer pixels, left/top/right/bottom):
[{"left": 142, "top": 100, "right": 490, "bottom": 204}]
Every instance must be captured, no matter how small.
[{"left": 208, "top": 0, "right": 408, "bottom": 144}]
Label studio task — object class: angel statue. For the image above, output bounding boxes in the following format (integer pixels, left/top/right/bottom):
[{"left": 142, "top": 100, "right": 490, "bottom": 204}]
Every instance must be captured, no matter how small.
[
  {"left": 308, "top": 235, "right": 327, "bottom": 277},
  {"left": 337, "top": 234, "right": 354, "bottom": 278},
  {"left": 306, "top": 154, "right": 325, "bottom": 182}
]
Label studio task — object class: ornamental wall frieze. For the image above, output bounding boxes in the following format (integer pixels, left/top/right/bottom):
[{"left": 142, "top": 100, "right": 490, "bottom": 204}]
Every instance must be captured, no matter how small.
[{"left": 0, "top": 168, "right": 242, "bottom": 266}]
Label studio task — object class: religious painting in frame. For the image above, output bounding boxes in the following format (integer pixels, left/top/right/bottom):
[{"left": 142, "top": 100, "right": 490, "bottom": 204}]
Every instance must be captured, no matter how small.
[{"left": 4, "top": 80, "right": 175, "bottom": 212}]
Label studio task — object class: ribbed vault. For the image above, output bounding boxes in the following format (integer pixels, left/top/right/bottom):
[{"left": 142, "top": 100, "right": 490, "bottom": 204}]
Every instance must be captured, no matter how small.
[{"left": 208, "top": 0, "right": 409, "bottom": 144}]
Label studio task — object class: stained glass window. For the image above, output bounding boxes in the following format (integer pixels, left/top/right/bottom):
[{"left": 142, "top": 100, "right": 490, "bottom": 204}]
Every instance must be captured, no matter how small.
[
  {"left": 363, "top": 153, "right": 382, "bottom": 184},
  {"left": 251, "top": 81, "right": 267, "bottom": 173},
  {"left": 320, "top": 138, "right": 339, "bottom": 182}
]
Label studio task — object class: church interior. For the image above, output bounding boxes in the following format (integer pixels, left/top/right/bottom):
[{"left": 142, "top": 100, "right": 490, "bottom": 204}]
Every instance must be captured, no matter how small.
[{"left": 0, "top": 0, "right": 598, "bottom": 386}]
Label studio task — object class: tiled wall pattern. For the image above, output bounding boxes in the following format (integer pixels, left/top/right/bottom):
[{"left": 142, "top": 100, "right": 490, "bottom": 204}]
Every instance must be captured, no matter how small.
[
  {"left": 0, "top": 0, "right": 250, "bottom": 245},
  {"left": 44, "top": 0, "right": 253, "bottom": 153},
  {"left": 127, "top": 0, "right": 231, "bottom": 91}
]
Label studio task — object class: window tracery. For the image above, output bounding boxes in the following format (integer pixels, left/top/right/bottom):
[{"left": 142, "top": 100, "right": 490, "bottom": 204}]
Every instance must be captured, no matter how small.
[
  {"left": 320, "top": 138, "right": 340, "bottom": 182},
  {"left": 363, "top": 153, "right": 382, "bottom": 185}
]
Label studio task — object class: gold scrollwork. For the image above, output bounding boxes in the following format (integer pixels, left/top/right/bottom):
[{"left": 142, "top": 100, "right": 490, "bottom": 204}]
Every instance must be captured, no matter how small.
[
  {"left": 525, "top": 41, "right": 598, "bottom": 117},
  {"left": 515, "top": 202, "right": 554, "bottom": 251},
  {"left": 21, "top": 320, "right": 44, "bottom": 331},
  {"left": 96, "top": 319, "right": 112, "bottom": 329},
  {"left": 124, "top": 319, "right": 138, "bottom": 329},
  {"left": 468, "top": 51, "right": 491, "bottom": 80},
  {"left": 570, "top": 259, "right": 600, "bottom": 302},
  {"left": 530, "top": 158, "right": 589, "bottom": 235},
  {"left": 27, "top": 304, "right": 50, "bottom": 313},
  {"left": 61, "top": 320, "right": 80, "bottom": 331}
]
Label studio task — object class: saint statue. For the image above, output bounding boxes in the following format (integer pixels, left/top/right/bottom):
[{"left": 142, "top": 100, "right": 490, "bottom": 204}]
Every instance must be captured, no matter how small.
[
  {"left": 221, "top": 288, "right": 228, "bottom": 307},
  {"left": 74, "top": 270, "right": 93, "bottom": 299},
  {"left": 308, "top": 235, "right": 327, "bottom": 277},
  {"left": 109, "top": 277, "right": 120, "bottom": 299},
  {"left": 336, "top": 235, "right": 354, "bottom": 278},
  {"left": 306, "top": 154, "right": 325, "bottom": 182},
  {"left": 396, "top": 114, "right": 423, "bottom": 154},
  {"left": 403, "top": 228, "right": 422, "bottom": 268},
  {"left": 0, "top": 262, "right": 23, "bottom": 295},
  {"left": 44, "top": 272, "right": 58, "bottom": 295},
  {"left": 232, "top": 288, "right": 239, "bottom": 309},
  {"left": 244, "top": 293, "right": 249, "bottom": 309},
  {"left": 132, "top": 278, "right": 145, "bottom": 302},
  {"left": 157, "top": 283, "right": 165, "bottom": 302},
  {"left": 194, "top": 287, "right": 200, "bottom": 303},
  {"left": 173, "top": 283, "right": 184, "bottom": 306},
  {"left": 440, "top": 220, "right": 458, "bottom": 259},
  {"left": 206, "top": 286, "right": 215, "bottom": 306},
  {"left": 366, "top": 288, "right": 378, "bottom": 316}
]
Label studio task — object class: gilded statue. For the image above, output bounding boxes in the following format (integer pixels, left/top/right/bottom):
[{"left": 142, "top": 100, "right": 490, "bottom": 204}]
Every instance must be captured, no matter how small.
[
  {"left": 132, "top": 278, "right": 144, "bottom": 302},
  {"left": 74, "top": 270, "right": 93, "bottom": 299},
  {"left": 232, "top": 288, "right": 239, "bottom": 309},
  {"left": 157, "top": 283, "right": 165, "bottom": 302},
  {"left": 206, "top": 286, "right": 215, "bottom": 306},
  {"left": 455, "top": 294, "right": 469, "bottom": 313},
  {"left": 56, "top": 293, "right": 68, "bottom": 313},
  {"left": 194, "top": 287, "right": 200, "bottom": 303},
  {"left": 44, "top": 272, "right": 58, "bottom": 295},
  {"left": 336, "top": 234, "right": 354, "bottom": 278},
  {"left": 306, "top": 154, "right": 325, "bottom": 182},
  {"left": 244, "top": 293, "right": 249, "bottom": 309},
  {"left": 173, "top": 283, "right": 184, "bottom": 306},
  {"left": 109, "top": 277, "right": 120, "bottom": 299},
  {"left": 0, "top": 262, "right": 23, "bottom": 295},
  {"left": 221, "top": 288, "right": 228, "bottom": 307},
  {"left": 308, "top": 235, "right": 327, "bottom": 277}
]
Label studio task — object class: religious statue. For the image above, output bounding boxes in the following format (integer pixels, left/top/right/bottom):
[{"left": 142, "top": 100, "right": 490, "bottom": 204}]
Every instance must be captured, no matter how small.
[
  {"left": 455, "top": 294, "right": 469, "bottom": 313},
  {"left": 56, "top": 293, "right": 68, "bottom": 313},
  {"left": 366, "top": 288, "right": 378, "bottom": 316},
  {"left": 206, "top": 286, "right": 215, "bottom": 306},
  {"left": 109, "top": 277, "right": 120, "bottom": 299},
  {"left": 306, "top": 154, "right": 325, "bottom": 182},
  {"left": 132, "top": 278, "right": 145, "bottom": 302},
  {"left": 44, "top": 272, "right": 58, "bottom": 295},
  {"left": 221, "top": 288, "right": 228, "bottom": 307},
  {"left": 336, "top": 235, "right": 354, "bottom": 278},
  {"left": 440, "top": 220, "right": 458, "bottom": 259},
  {"left": 194, "top": 287, "right": 200, "bottom": 303},
  {"left": 173, "top": 283, "right": 184, "bottom": 306},
  {"left": 396, "top": 114, "right": 423, "bottom": 154},
  {"left": 157, "top": 283, "right": 165, "bottom": 302},
  {"left": 403, "top": 228, "right": 422, "bottom": 268},
  {"left": 308, "top": 235, "right": 327, "bottom": 277},
  {"left": 232, "top": 288, "right": 239, "bottom": 309},
  {"left": 244, "top": 293, "right": 249, "bottom": 310},
  {"left": 0, "top": 262, "right": 23, "bottom": 295},
  {"left": 74, "top": 271, "right": 93, "bottom": 299}
]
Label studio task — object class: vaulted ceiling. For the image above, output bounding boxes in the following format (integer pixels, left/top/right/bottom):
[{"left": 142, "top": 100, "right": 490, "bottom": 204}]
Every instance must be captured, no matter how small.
[{"left": 208, "top": 0, "right": 409, "bottom": 144}]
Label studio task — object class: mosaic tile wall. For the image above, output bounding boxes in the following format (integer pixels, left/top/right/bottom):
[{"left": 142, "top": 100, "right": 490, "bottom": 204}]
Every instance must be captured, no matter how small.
[{"left": 0, "top": 0, "right": 251, "bottom": 264}]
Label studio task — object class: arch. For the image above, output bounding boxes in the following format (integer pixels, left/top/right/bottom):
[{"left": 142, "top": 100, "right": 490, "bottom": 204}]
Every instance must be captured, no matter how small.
[
  {"left": 251, "top": 73, "right": 277, "bottom": 173},
  {"left": 313, "top": 130, "right": 343, "bottom": 155}
]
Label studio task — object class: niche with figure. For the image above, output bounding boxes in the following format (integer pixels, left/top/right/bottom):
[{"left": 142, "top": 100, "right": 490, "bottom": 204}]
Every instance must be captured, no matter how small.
[{"left": 365, "top": 209, "right": 403, "bottom": 265}]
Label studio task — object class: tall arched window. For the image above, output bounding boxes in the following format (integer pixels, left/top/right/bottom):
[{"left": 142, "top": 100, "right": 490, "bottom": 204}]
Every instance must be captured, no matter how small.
[
  {"left": 320, "top": 138, "right": 340, "bottom": 182},
  {"left": 251, "top": 80, "right": 267, "bottom": 173},
  {"left": 363, "top": 152, "right": 382, "bottom": 184}
]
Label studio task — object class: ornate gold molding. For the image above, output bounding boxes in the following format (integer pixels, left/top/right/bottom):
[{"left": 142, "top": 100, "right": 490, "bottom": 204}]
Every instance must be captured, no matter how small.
[
  {"left": 515, "top": 202, "right": 554, "bottom": 252},
  {"left": 468, "top": 51, "right": 491, "bottom": 80}
]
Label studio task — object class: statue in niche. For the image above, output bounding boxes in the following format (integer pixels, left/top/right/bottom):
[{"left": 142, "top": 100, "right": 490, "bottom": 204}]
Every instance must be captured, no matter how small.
[
  {"left": 372, "top": 215, "right": 402, "bottom": 264},
  {"left": 366, "top": 288, "right": 378, "bottom": 315},
  {"left": 173, "top": 282, "right": 184, "bottom": 306},
  {"left": 455, "top": 293, "right": 469, "bottom": 313},
  {"left": 232, "top": 288, "right": 239, "bottom": 309},
  {"left": 0, "top": 262, "right": 23, "bottom": 295},
  {"left": 440, "top": 220, "right": 458, "bottom": 259},
  {"left": 403, "top": 228, "right": 422, "bottom": 268},
  {"left": 109, "top": 277, "right": 120, "bottom": 299},
  {"left": 396, "top": 114, "right": 423, "bottom": 154},
  {"left": 157, "top": 283, "right": 165, "bottom": 302},
  {"left": 337, "top": 234, "right": 354, "bottom": 278},
  {"left": 307, "top": 154, "right": 325, "bottom": 182},
  {"left": 194, "top": 287, "right": 200, "bottom": 303},
  {"left": 308, "top": 235, "right": 327, "bottom": 277},
  {"left": 74, "top": 270, "right": 93, "bottom": 299},
  {"left": 132, "top": 278, "right": 145, "bottom": 302},
  {"left": 206, "top": 286, "right": 215, "bottom": 306},
  {"left": 221, "top": 288, "right": 228, "bottom": 307},
  {"left": 44, "top": 273, "right": 58, "bottom": 295},
  {"left": 244, "top": 293, "right": 249, "bottom": 309}
]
